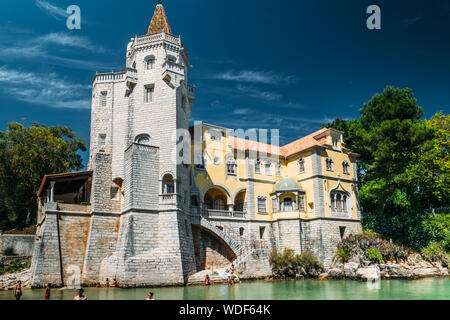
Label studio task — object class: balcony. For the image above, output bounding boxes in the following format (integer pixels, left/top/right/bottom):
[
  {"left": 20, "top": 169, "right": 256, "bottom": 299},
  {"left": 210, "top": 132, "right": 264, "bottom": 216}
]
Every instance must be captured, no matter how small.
[{"left": 202, "top": 209, "right": 246, "bottom": 220}]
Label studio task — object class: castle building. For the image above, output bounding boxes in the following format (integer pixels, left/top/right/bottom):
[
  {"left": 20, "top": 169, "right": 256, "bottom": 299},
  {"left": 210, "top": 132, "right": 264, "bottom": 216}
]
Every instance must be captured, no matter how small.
[{"left": 30, "top": 2, "right": 362, "bottom": 287}]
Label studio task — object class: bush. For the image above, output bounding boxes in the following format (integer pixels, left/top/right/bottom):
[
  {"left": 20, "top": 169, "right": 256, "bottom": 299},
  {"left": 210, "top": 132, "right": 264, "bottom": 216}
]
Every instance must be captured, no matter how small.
[
  {"left": 362, "top": 211, "right": 450, "bottom": 253},
  {"left": 335, "top": 232, "right": 409, "bottom": 263},
  {"left": 2, "top": 246, "right": 14, "bottom": 256},
  {"left": 335, "top": 245, "right": 352, "bottom": 263},
  {"left": 421, "top": 242, "right": 449, "bottom": 266},
  {"left": 365, "top": 247, "right": 384, "bottom": 264},
  {"left": 296, "top": 251, "right": 324, "bottom": 276},
  {"left": 269, "top": 248, "right": 323, "bottom": 279},
  {"left": 0, "top": 259, "right": 30, "bottom": 275},
  {"left": 3, "top": 225, "right": 37, "bottom": 235}
]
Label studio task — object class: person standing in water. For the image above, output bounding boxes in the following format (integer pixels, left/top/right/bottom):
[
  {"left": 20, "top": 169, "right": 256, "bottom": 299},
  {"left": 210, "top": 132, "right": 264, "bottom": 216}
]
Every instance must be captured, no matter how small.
[
  {"left": 146, "top": 292, "right": 155, "bottom": 300},
  {"left": 14, "top": 280, "right": 23, "bottom": 300},
  {"left": 204, "top": 274, "right": 212, "bottom": 286},
  {"left": 73, "top": 288, "right": 87, "bottom": 300},
  {"left": 44, "top": 283, "right": 51, "bottom": 300}
]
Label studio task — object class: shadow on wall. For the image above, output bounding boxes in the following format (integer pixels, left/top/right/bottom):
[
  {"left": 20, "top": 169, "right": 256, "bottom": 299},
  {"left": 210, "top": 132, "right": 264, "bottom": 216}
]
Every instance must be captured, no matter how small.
[{"left": 192, "top": 226, "right": 236, "bottom": 271}]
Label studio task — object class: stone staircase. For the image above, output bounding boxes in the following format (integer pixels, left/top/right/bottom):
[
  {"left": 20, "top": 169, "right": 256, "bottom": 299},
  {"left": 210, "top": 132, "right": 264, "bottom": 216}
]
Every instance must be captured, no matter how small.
[{"left": 188, "top": 216, "right": 271, "bottom": 285}]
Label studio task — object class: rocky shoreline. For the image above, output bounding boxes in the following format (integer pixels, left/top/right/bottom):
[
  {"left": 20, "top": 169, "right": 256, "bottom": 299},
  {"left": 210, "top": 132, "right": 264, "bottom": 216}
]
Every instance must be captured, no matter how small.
[
  {"left": 321, "top": 253, "right": 449, "bottom": 281},
  {"left": 0, "top": 269, "right": 31, "bottom": 290}
]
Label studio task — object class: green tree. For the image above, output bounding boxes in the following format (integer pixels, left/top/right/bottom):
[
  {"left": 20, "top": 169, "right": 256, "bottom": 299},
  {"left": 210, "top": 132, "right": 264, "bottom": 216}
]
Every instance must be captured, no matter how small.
[
  {"left": 404, "top": 112, "right": 450, "bottom": 207},
  {"left": 0, "top": 122, "right": 86, "bottom": 231}
]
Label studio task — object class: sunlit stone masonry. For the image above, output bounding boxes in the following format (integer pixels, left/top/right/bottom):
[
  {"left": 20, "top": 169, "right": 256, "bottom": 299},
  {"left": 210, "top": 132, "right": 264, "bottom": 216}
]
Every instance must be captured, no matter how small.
[{"left": 30, "top": 1, "right": 361, "bottom": 288}]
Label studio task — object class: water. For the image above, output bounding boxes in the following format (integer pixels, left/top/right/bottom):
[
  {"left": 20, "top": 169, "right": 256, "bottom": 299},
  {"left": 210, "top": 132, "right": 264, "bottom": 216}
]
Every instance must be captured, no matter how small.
[{"left": 0, "top": 279, "right": 449, "bottom": 300}]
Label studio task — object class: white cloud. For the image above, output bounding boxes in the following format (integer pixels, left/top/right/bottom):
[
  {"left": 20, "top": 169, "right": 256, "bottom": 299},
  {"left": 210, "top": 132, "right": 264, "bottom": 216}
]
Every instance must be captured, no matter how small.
[
  {"left": 0, "top": 66, "right": 91, "bottom": 109},
  {"left": 236, "top": 84, "right": 282, "bottom": 101},
  {"left": 35, "top": 0, "right": 69, "bottom": 21},
  {"left": 213, "top": 70, "right": 297, "bottom": 84},
  {"left": 0, "top": 32, "right": 111, "bottom": 70}
]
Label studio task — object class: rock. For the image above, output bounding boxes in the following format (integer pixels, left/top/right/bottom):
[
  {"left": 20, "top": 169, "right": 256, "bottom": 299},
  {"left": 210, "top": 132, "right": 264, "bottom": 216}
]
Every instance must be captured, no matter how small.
[
  {"left": 328, "top": 268, "right": 344, "bottom": 279},
  {"left": 412, "top": 268, "right": 439, "bottom": 279},
  {"left": 344, "top": 262, "right": 359, "bottom": 278},
  {"left": 318, "top": 273, "right": 329, "bottom": 280},
  {"left": 0, "top": 269, "right": 31, "bottom": 289},
  {"left": 356, "top": 266, "right": 380, "bottom": 282}
]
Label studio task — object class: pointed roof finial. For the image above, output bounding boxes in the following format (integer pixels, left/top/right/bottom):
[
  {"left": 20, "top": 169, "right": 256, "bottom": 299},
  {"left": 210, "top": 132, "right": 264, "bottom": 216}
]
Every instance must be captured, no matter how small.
[{"left": 147, "top": 0, "right": 172, "bottom": 35}]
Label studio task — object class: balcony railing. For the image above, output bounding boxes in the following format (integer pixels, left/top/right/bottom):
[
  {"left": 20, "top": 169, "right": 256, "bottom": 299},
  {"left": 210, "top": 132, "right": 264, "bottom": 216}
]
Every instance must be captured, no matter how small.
[
  {"left": 202, "top": 209, "right": 246, "bottom": 219},
  {"left": 135, "top": 32, "right": 181, "bottom": 46}
]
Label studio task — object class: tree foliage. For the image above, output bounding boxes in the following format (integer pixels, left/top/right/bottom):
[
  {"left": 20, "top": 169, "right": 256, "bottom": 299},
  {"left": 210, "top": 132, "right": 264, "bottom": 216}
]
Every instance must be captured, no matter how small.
[
  {"left": 0, "top": 122, "right": 86, "bottom": 231},
  {"left": 326, "top": 86, "right": 447, "bottom": 214},
  {"left": 325, "top": 86, "right": 449, "bottom": 252}
]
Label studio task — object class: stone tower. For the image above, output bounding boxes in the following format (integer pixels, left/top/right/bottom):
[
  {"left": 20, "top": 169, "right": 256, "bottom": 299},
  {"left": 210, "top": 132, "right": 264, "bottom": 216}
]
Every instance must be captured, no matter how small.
[{"left": 84, "top": 1, "right": 197, "bottom": 286}]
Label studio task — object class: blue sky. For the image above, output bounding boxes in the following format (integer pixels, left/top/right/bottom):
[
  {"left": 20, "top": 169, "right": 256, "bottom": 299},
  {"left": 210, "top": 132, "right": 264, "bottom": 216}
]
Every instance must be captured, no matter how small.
[{"left": 0, "top": 0, "right": 449, "bottom": 167}]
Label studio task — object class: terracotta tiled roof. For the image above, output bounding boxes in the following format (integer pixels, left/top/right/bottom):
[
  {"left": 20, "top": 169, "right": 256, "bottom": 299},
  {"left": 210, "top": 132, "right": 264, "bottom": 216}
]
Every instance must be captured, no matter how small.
[
  {"left": 229, "top": 136, "right": 281, "bottom": 156},
  {"left": 147, "top": 2, "right": 172, "bottom": 35},
  {"left": 228, "top": 128, "right": 332, "bottom": 158},
  {"left": 279, "top": 128, "right": 329, "bottom": 157}
]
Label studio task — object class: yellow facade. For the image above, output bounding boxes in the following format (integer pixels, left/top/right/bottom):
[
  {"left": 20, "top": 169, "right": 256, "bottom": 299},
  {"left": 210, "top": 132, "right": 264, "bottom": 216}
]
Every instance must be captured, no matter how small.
[{"left": 191, "top": 123, "right": 360, "bottom": 221}]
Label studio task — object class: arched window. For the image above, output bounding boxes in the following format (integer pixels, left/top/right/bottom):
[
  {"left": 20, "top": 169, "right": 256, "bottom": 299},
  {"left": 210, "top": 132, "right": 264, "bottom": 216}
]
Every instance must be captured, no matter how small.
[
  {"left": 226, "top": 158, "right": 237, "bottom": 175},
  {"left": 145, "top": 55, "right": 156, "bottom": 70},
  {"left": 239, "top": 227, "right": 245, "bottom": 237},
  {"left": 167, "top": 55, "right": 176, "bottom": 63},
  {"left": 330, "top": 191, "right": 348, "bottom": 213},
  {"left": 342, "top": 161, "right": 350, "bottom": 174},
  {"left": 162, "top": 174, "right": 174, "bottom": 194},
  {"left": 135, "top": 134, "right": 151, "bottom": 145},
  {"left": 281, "top": 197, "right": 293, "bottom": 212},
  {"left": 298, "top": 158, "right": 305, "bottom": 173},
  {"left": 214, "top": 196, "right": 226, "bottom": 210},
  {"left": 326, "top": 158, "right": 334, "bottom": 171}
]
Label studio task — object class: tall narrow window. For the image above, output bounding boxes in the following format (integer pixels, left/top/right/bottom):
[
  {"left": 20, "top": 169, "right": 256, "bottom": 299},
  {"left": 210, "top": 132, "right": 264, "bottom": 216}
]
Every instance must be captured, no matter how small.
[
  {"left": 257, "top": 197, "right": 267, "bottom": 213},
  {"left": 255, "top": 159, "right": 261, "bottom": 174},
  {"left": 275, "top": 162, "right": 281, "bottom": 176},
  {"left": 326, "top": 158, "right": 334, "bottom": 171},
  {"left": 98, "top": 134, "right": 106, "bottom": 146},
  {"left": 342, "top": 161, "right": 350, "bottom": 174},
  {"left": 145, "top": 86, "right": 154, "bottom": 103},
  {"left": 100, "top": 91, "right": 107, "bottom": 107},
  {"left": 146, "top": 58, "right": 155, "bottom": 70},
  {"left": 265, "top": 161, "right": 271, "bottom": 175},
  {"left": 298, "top": 158, "right": 305, "bottom": 173},
  {"left": 298, "top": 194, "right": 306, "bottom": 212}
]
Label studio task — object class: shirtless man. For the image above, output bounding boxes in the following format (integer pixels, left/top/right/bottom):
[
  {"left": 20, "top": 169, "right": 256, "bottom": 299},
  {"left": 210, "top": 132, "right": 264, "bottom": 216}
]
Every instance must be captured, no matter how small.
[{"left": 73, "top": 288, "right": 87, "bottom": 300}]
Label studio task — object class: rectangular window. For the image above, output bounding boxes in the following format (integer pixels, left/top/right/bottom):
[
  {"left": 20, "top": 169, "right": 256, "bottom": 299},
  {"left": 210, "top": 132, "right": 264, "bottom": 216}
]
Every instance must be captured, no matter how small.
[
  {"left": 298, "top": 194, "right": 305, "bottom": 212},
  {"left": 275, "top": 162, "right": 281, "bottom": 176},
  {"left": 100, "top": 91, "right": 107, "bottom": 107},
  {"left": 145, "top": 86, "right": 154, "bottom": 103},
  {"left": 259, "top": 226, "right": 266, "bottom": 239},
  {"left": 98, "top": 134, "right": 106, "bottom": 146},
  {"left": 257, "top": 197, "right": 267, "bottom": 213},
  {"left": 265, "top": 162, "right": 271, "bottom": 175},
  {"left": 255, "top": 160, "right": 261, "bottom": 174}
]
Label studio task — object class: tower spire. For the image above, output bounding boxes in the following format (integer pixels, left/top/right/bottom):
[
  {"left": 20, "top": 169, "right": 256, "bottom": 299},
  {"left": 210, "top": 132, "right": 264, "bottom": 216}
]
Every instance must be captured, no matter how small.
[{"left": 147, "top": 1, "right": 172, "bottom": 35}]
